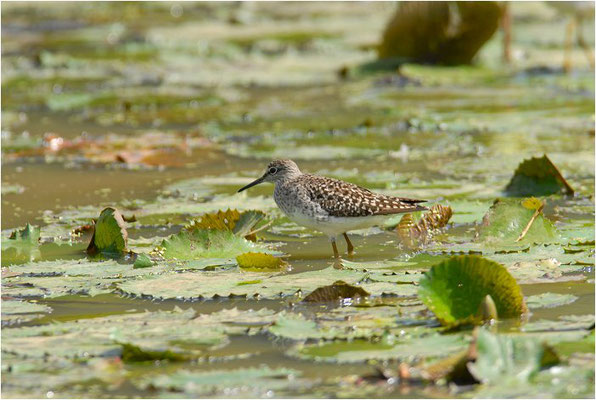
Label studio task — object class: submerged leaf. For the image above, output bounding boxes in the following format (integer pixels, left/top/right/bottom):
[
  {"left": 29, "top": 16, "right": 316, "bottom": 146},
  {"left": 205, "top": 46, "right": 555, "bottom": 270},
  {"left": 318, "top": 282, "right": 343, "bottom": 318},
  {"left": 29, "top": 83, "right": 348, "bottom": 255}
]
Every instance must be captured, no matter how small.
[
  {"left": 87, "top": 207, "right": 128, "bottom": 256},
  {"left": 302, "top": 280, "right": 370, "bottom": 303},
  {"left": 418, "top": 255, "right": 527, "bottom": 327},
  {"left": 505, "top": 154, "right": 574, "bottom": 196},
  {"left": 236, "top": 252, "right": 287, "bottom": 270}
]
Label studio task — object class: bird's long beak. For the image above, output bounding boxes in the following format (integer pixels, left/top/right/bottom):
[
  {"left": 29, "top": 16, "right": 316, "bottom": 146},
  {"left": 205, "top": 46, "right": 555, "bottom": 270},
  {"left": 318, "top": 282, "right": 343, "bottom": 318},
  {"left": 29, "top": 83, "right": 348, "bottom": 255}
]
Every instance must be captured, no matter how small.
[{"left": 238, "top": 175, "right": 266, "bottom": 192}]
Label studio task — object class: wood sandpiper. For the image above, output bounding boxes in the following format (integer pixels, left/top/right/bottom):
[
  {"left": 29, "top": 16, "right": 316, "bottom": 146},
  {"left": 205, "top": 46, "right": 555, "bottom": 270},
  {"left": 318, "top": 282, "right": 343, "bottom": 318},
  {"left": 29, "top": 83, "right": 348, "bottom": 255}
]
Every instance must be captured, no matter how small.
[{"left": 238, "top": 159, "right": 427, "bottom": 268}]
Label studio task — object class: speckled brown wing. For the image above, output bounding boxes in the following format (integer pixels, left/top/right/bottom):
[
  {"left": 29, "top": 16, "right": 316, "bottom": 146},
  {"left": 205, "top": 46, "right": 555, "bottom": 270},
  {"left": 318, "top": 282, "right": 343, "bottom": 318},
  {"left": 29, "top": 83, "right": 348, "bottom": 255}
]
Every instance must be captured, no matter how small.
[{"left": 299, "top": 174, "right": 427, "bottom": 217}]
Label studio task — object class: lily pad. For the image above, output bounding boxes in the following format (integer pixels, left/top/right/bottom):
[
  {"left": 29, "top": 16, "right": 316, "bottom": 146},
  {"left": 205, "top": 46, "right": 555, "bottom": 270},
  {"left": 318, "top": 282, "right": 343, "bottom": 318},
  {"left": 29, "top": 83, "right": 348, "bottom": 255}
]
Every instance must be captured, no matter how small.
[
  {"left": 140, "top": 367, "right": 304, "bottom": 397},
  {"left": 478, "top": 198, "right": 559, "bottom": 246},
  {"left": 2, "top": 224, "right": 41, "bottom": 266},
  {"left": 117, "top": 267, "right": 418, "bottom": 300},
  {"left": 160, "top": 229, "right": 272, "bottom": 260},
  {"left": 505, "top": 154, "right": 574, "bottom": 197},
  {"left": 526, "top": 292, "right": 579, "bottom": 309},
  {"left": 87, "top": 207, "right": 128, "bottom": 256},
  {"left": 133, "top": 253, "right": 154, "bottom": 269},
  {"left": 418, "top": 255, "right": 527, "bottom": 327},
  {"left": 236, "top": 252, "right": 288, "bottom": 270},
  {"left": 292, "top": 331, "right": 467, "bottom": 363},
  {"left": 468, "top": 329, "right": 560, "bottom": 385},
  {"left": 1, "top": 307, "right": 228, "bottom": 360}
]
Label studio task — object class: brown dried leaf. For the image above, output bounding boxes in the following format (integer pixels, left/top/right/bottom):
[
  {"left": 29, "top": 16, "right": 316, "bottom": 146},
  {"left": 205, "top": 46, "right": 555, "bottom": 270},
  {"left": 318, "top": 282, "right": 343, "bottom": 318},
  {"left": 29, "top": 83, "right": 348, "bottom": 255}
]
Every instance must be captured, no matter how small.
[
  {"left": 302, "top": 280, "right": 369, "bottom": 303},
  {"left": 397, "top": 204, "right": 453, "bottom": 248}
]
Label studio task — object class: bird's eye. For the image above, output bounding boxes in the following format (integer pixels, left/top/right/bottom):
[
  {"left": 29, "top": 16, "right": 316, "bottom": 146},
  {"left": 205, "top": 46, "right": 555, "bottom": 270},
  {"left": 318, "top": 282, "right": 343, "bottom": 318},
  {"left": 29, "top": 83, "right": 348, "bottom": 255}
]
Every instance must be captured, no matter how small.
[{"left": 268, "top": 167, "right": 278, "bottom": 174}]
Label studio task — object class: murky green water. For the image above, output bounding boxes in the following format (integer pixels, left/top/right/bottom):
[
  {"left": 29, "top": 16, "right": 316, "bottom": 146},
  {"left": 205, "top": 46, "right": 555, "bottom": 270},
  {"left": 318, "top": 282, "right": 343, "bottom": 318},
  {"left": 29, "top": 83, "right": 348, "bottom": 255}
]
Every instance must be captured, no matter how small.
[{"left": 2, "top": 2, "right": 594, "bottom": 398}]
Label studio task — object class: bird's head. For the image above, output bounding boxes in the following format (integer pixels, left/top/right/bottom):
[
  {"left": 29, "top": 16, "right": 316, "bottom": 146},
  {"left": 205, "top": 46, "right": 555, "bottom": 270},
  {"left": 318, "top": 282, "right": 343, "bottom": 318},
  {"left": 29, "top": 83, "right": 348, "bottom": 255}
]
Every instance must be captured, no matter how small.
[{"left": 238, "top": 159, "right": 301, "bottom": 192}]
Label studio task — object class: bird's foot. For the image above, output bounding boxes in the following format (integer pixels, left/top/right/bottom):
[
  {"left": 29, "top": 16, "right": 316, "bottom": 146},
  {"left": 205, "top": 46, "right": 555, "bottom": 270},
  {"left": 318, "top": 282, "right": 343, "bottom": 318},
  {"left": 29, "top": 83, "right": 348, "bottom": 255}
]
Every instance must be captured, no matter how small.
[
  {"left": 346, "top": 249, "right": 355, "bottom": 258},
  {"left": 333, "top": 257, "right": 344, "bottom": 270}
]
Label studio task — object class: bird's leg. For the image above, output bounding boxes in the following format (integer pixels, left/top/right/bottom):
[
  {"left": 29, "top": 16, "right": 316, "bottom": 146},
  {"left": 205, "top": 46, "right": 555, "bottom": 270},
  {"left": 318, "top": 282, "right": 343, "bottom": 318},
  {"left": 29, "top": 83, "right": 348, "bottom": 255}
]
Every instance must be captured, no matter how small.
[
  {"left": 576, "top": 20, "right": 595, "bottom": 70},
  {"left": 331, "top": 238, "right": 343, "bottom": 269},
  {"left": 343, "top": 232, "right": 355, "bottom": 257},
  {"left": 564, "top": 18, "right": 576, "bottom": 73}
]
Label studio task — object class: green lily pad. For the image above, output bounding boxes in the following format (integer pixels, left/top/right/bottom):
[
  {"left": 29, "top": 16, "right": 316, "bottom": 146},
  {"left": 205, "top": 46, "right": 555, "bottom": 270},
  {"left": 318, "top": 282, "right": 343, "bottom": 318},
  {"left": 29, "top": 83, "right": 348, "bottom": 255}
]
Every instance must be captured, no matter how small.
[
  {"left": 1, "top": 300, "right": 51, "bottom": 326},
  {"left": 505, "top": 154, "right": 574, "bottom": 197},
  {"left": 133, "top": 253, "right": 154, "bottom": 269},
  {"left": 523, "top": 315, "right": 595, "bottom": 332},
  {"left": 160, "top": 228, "right": 272, "bottom": 260},
  {"left": 117, "top": 267, "right": 418, "bottom": 300},
  {"left": 477, "top": 199, "right": 559, "bottom": 246},
  {"left": 526, "top": 292, "right": 579, "bottom": 309},
  {"left": 292, "top": 331, "right": 467, "bottom": 363},
  {"left": 87, "top": 207, "right": 128, "bottom": 256},
  {"left": 1, "top": 307, "right": 228, "bottom": 360},
  {"left": 2, "top": 224, "right": 41, "bottom": 266},
  {"left": 139, "top": 367, "right": 304, "bottom": 397},
  {"left": 468, "top": 329, "right": 560, "bottom": 385},
  {"left": 418, "top": 255, "right": 527, "bottom": 326}
]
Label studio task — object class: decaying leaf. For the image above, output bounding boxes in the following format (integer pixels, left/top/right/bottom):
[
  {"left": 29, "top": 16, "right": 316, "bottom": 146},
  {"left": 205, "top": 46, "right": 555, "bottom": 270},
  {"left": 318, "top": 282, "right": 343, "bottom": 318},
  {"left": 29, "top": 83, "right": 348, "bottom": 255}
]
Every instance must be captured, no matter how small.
[
  {"left": 418, "top": 255, "right": 527, "bottom": 327},
  {"left": 505, "top": 154, "right": 574, "bottom": 197},
  {"left": 302, "top": 280, "right": 370, "bottom": 303},
  {"left": 397, "top": 204, "right": 453, "bottom": 248},
  {"left": 236, "top": 252, "right": 288, "bottom": 270},
  {"left": 86, "top": 207, "right": 128, "bottom": 256},
  {"left": 186, "top": 209, "right": 267, "bottom": 241}
]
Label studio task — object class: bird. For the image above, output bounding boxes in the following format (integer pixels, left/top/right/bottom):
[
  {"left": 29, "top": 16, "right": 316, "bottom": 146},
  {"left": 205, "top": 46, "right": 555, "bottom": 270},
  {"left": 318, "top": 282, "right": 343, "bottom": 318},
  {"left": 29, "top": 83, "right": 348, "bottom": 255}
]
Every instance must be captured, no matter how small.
[{"left": 238, "top": 159, "right": 427, "bottom": 268}]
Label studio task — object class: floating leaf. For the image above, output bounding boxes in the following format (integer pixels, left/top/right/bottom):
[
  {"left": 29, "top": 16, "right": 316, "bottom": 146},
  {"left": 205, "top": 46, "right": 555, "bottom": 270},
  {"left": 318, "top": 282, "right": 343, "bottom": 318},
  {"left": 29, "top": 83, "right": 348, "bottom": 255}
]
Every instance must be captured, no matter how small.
[
  {"left": 292, "top": 332, "right": 467, "bottom": 363},
  {"left": 397, "top": 204, "right": 453, "bottom": 248},
  {"left": 505, "top": 154, "right": 574, "bottom": 196},
  {"left": 1, "top": 300, "right": 51, "bottom": 326},
  {"left": 467, "top": 329, "right": 560, "bottom": 385},
  {"left": 478, "top": 199, "right": 558, "bottom": 246},
  {"left": 268, "top": 313, "right": 326, "bottom": 340},
  {"left": 133, "top": 253, "right": 154, "bottom": 269},
  {"left": 86, "top": 207, "right": 128, "bottom": 256},
  {"left": 2, "top": 224, "right": 41, "bottom": 266},
  {"left": 8, "top": 223, "right": 40, "bottom": 242},
  {"left": 418, "top": 255, "right": 527, "bottom": 327},
  {"left": 160, "top": 229, "right": 271, "bottom": 260},
  {"left": 117, "top": 267, "right": 418, "bottom": 300},
  {"left": 526, "top": 293, "right": 579, "bottom": 309},
  {"left": 236, "top": 252, "right": 287, "bottom": 270},
  {"left": 140, "top": 367, "right": 303, "bottom": 397},
  {"left": 302, "top": 280, "right": 369, "bottom": 303},
  {"left": 1, "top": 307, "right": 227, "bottom": 360}
]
